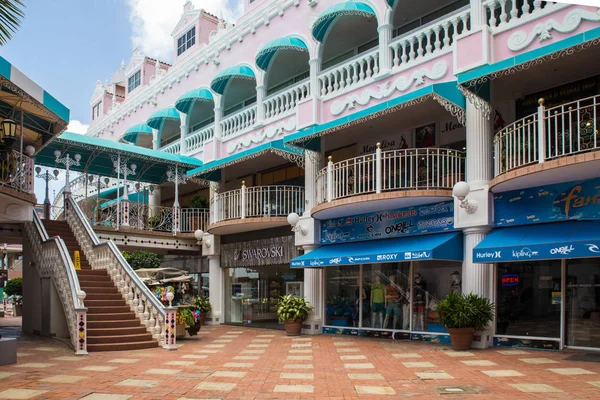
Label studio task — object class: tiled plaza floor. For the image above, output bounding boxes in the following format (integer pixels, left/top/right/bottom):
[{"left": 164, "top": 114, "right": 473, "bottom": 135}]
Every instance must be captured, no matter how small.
[{"left": 2, "top": 323, "right": 600, "bottom": 399}]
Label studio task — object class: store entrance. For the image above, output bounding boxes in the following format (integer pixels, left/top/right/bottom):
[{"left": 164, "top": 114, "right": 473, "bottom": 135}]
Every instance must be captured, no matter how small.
[
  {"left": 565, "top": 258, "right": 600, "bottom": 349},
  {"left": 225, "top": 265, "right": 304, "bottom": 329}
]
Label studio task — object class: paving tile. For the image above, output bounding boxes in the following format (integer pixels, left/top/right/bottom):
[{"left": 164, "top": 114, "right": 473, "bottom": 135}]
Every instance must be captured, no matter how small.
[
  {"left": 337, "top": 348, "right": 360, "bottom": 353},
  {"left": 145, "top": 368, "right": 181, "bottom": 375},
  {"left": 519, "top": 357, "right": 559, "bottom": 364},
  {"left": 219, "top": 335, "right": 238, "bottom": 339},
  {"left": 273, "top": 385, "right": 314, "bottom": 393},
  {"left": 16, "top": 353, "right": 31, "bottom": 357},
  {"left": 509, "top": 383, "right": 562, "bottom": 393},
  {"left": 223, "top": 362, "right": 254, "bottom": 368},
  {"left": 548, "top": 368, "right": 596, "bottom": 375},
  {"left": 79, "top": 395, "right": 132, "bottom": 400},
  {"left": 79, "top": 366, "right": 117, "bottom": 372},
  {"left": 212, "top": 339, "right": 232, "bottom": 343},
  {"left": 497, "top": 350, "right": 529, "bottom": 355},
  {"left": 0, "top": 389, "right": 48, "bottom": 399},
  {"left": 461, "top": 360, "right": 497, "bottom": 366},
  {"left": 115, "top": 379, "right": 157, "bottom": 388},
  {"left": 233, "top": 355, "right": 260, "bottom": 360},
  {"left": 195, "top": 349, "right": 220, "bottom": 353},
  {"left": 256, "top": 334, "right": 275, "bottom": 338},
  {"left": 226, "top": 331, "right": 244, "bottom": 334},
  {"left": 284, "top": 364, "right": 314, "bottom": 369},
  {"left": 403, "top": 362, "right": 436, "bottom": 368},
  {"left": 247, "top": 344, "right": 269, "bottom": 348},
  {"left": 203, "top": 344, "right": 226, "bottom": 348},
  {"left": 348, "top": 373, "right": 384, "bottom": 380},
  {"left": 289, "top": 349, "right": 312, "bottom": 354},
  {"left": 344, "top": 363, "right": 375, "bottom": 369},
  {"left": 251, "top": 339, "right": 272, "bottom": 343},
  {"left": 194, "top": 382, "right": 236, "bottom": 391},
  {"left": 340, "top": 355, "right": 366, "bottom": 360},
  {"left": 589, "top": 381, "right": 600, "bottom": 388},
  {"left": 354, "top": 386, "right": 396, "bottom": 395},
  {"left": 39, "top": 375, "right": 86, "bottom": 383},
  {"left": 108, "top": 358, "right": 140, "bottom": 364},
  {"left": 334, "top": 341, "right": 356, "bottom": 346},
  {"left": 0, "top": 372, "right": 17, "bottom": 379},
  {"left": 291, "top": 343, "right": 311, "bottom": 348},
  {"left": 181, "top": 354, "right": 208, "bottom": 359},
  {"left": 392, "top": 353, "right": 421, "bottom": 359},
  {"left": 482, "top": 370, "right": 524, "bottom": 377},
  {"left": 286, "top": 355, "right": 313, "bottom": 361},
  {"left": 415, "top": 371, "right": 454, "bottom": 380},
  {"left": 31, "top": 347, "right": 59, "bottom": 352},
  {"left": 445, "top": 351, "right": 475, "bottom": 357},
  {"left": 211, "top": 371, "right": 247, "bottom": 378},
  {"left": 241, "top": 349, "right": 265, "bottom": 354},
  {"left": 165, "top": 360, "right": 195, "bottom": 366},
  {"left": 14, "top": 363, "right": 55, "bottom": 369},
  {"left": 292, "top": 338, "right": 312, "bottom": 341},
  {"left": 280, "top": 373, "right": 314, "bottom": 379},
  {"left": 51, "top": 356, "right": 84, "bottom": 361}
]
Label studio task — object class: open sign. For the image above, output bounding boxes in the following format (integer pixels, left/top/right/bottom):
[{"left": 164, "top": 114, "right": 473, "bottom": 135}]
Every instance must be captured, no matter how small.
[{"left": 501, "top": 274, "right": 520, "bottom": 287}]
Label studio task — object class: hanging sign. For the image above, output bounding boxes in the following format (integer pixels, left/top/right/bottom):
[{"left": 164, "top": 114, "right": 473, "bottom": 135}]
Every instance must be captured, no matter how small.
[
  {"left": 494, "top": 177, "right": 600, "bottom": 227},
  {"left": 221, "top": 236, "right": 297, "bottom": 268},
  {"left": 73, "top": 251, "right": 81, "bottom": 270},
  {"left": 320, "top": 201, "right": 455, "bottom": 244}
]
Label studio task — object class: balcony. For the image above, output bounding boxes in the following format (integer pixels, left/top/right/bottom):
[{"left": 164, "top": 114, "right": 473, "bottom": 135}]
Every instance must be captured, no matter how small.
[
  {"left": 313, "top": 147, "right": 465, "bottom": 219},
  {"left": 209, "top": 184, "right": 304, "bottom": 235},
  {"left": 492, "top": 95, "right": 600, "bottom": 192},
  {"left": 0, "top": 150, "right": 35, "bottom": 201}
]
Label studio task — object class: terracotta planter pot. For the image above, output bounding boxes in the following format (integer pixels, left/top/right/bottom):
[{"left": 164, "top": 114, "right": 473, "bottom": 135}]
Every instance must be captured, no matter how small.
[
  {"left": 448, "top": 327, "right": 474, "bottom": 350},
  {"left": 284, "top": 320, "right": 303, "bottom": 336},
  {"left": 199, "top": 312, "right": 207, "bottom": 326}
]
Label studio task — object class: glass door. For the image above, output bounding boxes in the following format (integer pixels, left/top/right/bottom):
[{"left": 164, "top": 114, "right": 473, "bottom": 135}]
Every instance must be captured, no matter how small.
[{"left": 565, "top": 258, "right": 600, "bottom": 349}]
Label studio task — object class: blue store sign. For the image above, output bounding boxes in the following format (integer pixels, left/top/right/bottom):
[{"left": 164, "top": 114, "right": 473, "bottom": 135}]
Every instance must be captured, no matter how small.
[
  {"left": 320, "top": 201, "right": 454, "bottom": 244},
  {"left": 494, "top": 177, "right": 600, "bottom": 227}
]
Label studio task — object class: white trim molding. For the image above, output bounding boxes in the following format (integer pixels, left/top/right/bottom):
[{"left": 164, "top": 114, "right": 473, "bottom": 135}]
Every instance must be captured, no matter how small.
[{"left": 225, "top": 117, "right": 296, "bottom": 154}]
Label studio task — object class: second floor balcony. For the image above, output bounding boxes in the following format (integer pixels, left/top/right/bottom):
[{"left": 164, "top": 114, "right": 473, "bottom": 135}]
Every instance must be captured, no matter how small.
[{"left": 0, "top": 150, "right": 35, "bottom": 200}]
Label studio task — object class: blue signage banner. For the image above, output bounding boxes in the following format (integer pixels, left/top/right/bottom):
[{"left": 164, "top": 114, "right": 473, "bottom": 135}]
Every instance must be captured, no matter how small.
[
  {"left": 494, "top": 177, "right": 600, "bottom": 227},
  {"left": 473, "top": 241, "right": 600, "bottom": 263},
  {"left": 320, "top": 201, "right": 455, "bottom": 244}
]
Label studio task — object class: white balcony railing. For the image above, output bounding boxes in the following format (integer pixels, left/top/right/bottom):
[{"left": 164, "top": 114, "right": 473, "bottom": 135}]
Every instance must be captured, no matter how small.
[
  {"left": 484, "top": 0, "right": 559, "bottom": 30},
  {"left": 161, "top": 141, "right": 181, "bottom": 154},
  {"left": 220, "top": 105, "right": 257, "bottom": 139},
  {"left": 317, "top": 148, "right": 465, "bottom": 204},
  {"left": 389, "top": 7, "right": 470, "bottom": 70},
  {"left": 0, "top": 150, "right": 34, "bottom": 195},
  {"left": 185, "top": 125, "right": 215, "bottom": 155},
  {"left": 264, "top": 80, "right": 311, "bottom": 122},
  {"left": 494, "top": 95, "right": 600, "bottom": 176},
  {"left": 318, "top": 48, "right": 380, "bottom": 98},
  {"left": 211, "top": 184, "right": 305, "bottom": 224}
]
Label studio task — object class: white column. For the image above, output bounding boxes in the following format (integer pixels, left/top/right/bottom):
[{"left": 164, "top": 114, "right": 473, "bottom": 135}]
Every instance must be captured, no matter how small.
[
  {"left": 180, "top": 112, "right": 189, "bottom": 155},
  {"left": 470, "top": 0, "right": 484, "bottom": 30},
  {"left": 208, "top": 255, "right": 222, "bottom": 324},
  {"left": 303, "top": 150, "right": 321, "bottom": 215},
  {"left": 152, "top": 128, "right": 160, "bottom": 151},
  {"left": 302, "top": 245, "right": 323, "bottom": 335},
  {"left": 256, "top": 84, "right": 266, "bottom": 125},
  {"left": 213, "top": 97, "right": 223, "bottom": 158},
  {"left": 309, "top": 58, "right": 320, "bottom": 100},
  {"left": 466, "top": 100, "right": 492, "bottom": 187},
  {"left": 377, "top": 23, "right": 393, "bottom": 76},
  {"left": 462, "top": 227, "right": 490, "bottom": 297},
  {"left": 149, "top": 185, "right": 161, "bottom": 217}
]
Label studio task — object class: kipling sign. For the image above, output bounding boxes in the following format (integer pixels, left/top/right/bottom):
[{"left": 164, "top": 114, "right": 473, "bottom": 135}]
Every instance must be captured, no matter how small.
[{"left": 222, "top": 236, "right": 296, "bottom": 267}]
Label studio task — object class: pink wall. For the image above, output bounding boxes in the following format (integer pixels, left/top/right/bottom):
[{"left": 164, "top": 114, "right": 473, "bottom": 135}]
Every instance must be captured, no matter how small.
[{"left": 455, "top": 31, "right": 487, "bottom": 73}]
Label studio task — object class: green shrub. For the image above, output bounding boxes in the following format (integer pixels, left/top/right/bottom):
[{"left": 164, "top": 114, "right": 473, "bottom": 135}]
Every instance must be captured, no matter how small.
[
  {"left": 186, "top": 193, "right": 209, "bottom": 209},
  {"left": 276, "top": 294, "right": 312, "bottom": 323},
  {"left": 121, "top": 250, "right": 161, "bottom": 270},
  {"left": 193, "top": 296, "right": 212, "bottom": 313},
  {"left": 5, "top": 277, "right": 22, "bottom": 296},
  {"left": 436, "top": 292, "right": 494, "bottom": 331}
]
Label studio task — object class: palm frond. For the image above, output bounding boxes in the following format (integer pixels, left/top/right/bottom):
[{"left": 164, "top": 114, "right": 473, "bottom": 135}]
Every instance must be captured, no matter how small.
[{"left": 0, "top": 0, "right": 25, "bottom": 45}]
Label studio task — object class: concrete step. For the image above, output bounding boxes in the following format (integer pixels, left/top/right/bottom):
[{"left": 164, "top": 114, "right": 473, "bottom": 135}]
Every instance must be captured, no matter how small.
[
  {"left": 87, "top": 306, "right": 132, "bottom": 314},
  {"left": 87, "top": 341, "right": 158, "bottom": 352},
  {"left": 87, "top": 332, "right": 154, "bottom": 345},
  {"left": 87, "top": 312, "right": 137, "bottom": 321},
  {"left": 85, "top": 293, "right": 123, "bottom": 301},
  {"left": 87, "top": 319, "right": 142, "bottom": 329},
  {"left": 83, "top": 287, "right": 120, "bottom": 294},
  {"left": 85, "top": 299, "right": 127, "bottom": 307},
  {"left": 87, "top": 326, "right": 149, "bottom": 336}
]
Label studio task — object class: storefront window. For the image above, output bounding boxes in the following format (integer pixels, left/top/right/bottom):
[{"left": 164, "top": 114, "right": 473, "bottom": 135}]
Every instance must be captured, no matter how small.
[
  {"left": 412, "top": 261, "right": 462, "bottom": 333},
  {"left": 496, "top": 261, "right": 561, "bottom": 338},
  {"left": 325, "top": 266, "right": 360, "bottom": 327},
  {"left": 362, "top": 263, "right": 410, "bottom": 330},
  {"left": 566, "top": 258, "right": 600, "bottom": 348}
]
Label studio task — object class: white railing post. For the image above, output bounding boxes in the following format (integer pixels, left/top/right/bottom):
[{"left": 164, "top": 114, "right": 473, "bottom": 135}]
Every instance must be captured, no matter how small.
[
  {"left": 378, "top": 24, "right": 393, "bottom": 76},
  {"left": 75, "top": 308, "right": 88, "bottom": 355},
  {"left": 537, "top": 98, "right": 546, "bottom": 164},
  {"left": 256, "top": 84, "right": 266, "bottom": 125},
  {"left": 375, "top": 142, "right": 382, "bottom": 194},
  {"left": 163, "top": 306, "right": 177, "bottom": 350},
  {"left": 326, "top": 156, "right": 333, "bottom": 202},
  {"left": 241, "top": 181, "right": 247, "bottom": 219}
]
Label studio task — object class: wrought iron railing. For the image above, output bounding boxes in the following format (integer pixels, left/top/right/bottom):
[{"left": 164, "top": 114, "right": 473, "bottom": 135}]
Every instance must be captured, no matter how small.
[{"left": 0, "top": 150, "right": 34, "bottom": 195}]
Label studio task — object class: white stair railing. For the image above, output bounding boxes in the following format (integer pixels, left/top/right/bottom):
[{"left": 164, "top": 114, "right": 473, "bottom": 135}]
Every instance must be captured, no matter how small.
[
  {"left": 318, "top": 48, "right": 380, "bottom": 98},
  {"left": 264, "top": 80, "right": 311, "bottom": 122},
  {"left": 24, "top": 212, "right": 88, "bottom": 355},
  {"left": 185, "top": 125, "right": 215, "bottom": 155},
  {"left": 65, "top": 196, "right": 177, "bottom": 350},
  {"left": 220, "top": 105, "right": 257, "bottom": 139}
]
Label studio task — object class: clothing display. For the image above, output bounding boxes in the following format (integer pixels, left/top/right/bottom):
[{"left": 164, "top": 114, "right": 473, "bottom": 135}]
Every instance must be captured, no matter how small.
[{"left": 371, "top": 277, "right": 386, "bottom": 328}]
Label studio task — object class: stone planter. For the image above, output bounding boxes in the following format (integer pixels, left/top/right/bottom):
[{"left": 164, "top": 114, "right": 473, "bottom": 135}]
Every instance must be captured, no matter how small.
[
  {"left": 448, "top": 327, "right": 474, "bottom": 350},
  {"left": 284, "top": 320, "right": 303, "bottom": 336}
]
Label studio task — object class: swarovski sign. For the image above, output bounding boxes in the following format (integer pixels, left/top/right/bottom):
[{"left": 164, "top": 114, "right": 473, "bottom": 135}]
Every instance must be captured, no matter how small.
[{"left": 222, "top": 236, "right": 296, "bottom": 268}]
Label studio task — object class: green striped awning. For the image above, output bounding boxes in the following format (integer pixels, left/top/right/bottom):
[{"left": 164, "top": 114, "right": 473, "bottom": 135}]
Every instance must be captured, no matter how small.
[
  {"left": 210, "top": 65, "right": 255, "bottom": 94},
  {"left": 175, "top": 88, "right": 214, "bottom": 113},
  {"left": 312, "top": 2, "right": 376, "bottom": 42},
  {"left": 147, "top": 107, "right": 180, "bottom": 130},
  {"left": 256, "top": 36, "right": 309, "bottom": 71}
]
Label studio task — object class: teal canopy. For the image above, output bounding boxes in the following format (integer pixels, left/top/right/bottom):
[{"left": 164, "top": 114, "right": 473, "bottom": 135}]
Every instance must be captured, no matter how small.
[
  {"left": 35, "top": 132, "right": 203, "bottom": 184},
  {"left": 175, "top": 88, "right": 214, "bottom": 113},
  {"left": 120, "top": 123, "right": 153, "bottom": 144},
  {"left": 256, "top": 36, "right": 309, "bottom": 71},
  {"left": 312, "top": 2, "right": 376, "bottom": 42},
  {"left": 99, "top": 189, "right": 149, "bottom": 210},
  {"left": 146, "top": 107, "right": 180, "bottom": 129},
  {"left": 210, "top": 65, "right": 255, "bottom": 94},
  {"left": 386, "top": 0, "right": 395, "bottom": 7}
]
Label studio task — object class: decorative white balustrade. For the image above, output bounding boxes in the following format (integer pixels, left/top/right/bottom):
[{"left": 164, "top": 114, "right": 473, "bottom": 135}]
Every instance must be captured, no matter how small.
[
  {"left": 161, "top": 141, "right": 181, "bottom": 154},
  {"left": 318, "top": 48, "right": 380, "bottom": 98},
  {"left": 211, "top": 184, "right": 305, "bottom": 224},
  {"left": 65, "top": 196, "right": 176, "bottom": 350},
  {"left": 494, "top": 95, "right": 600, "bottom": 176},
  {"left": 484, "top": 0, "right": 559, "bottom": 30},
  {"left": 390, "top": 7, "right": 470, "bottom": 70},
  {"left": 24, "top": 212, "right": 87, "bottom": 354},
  {"left": 264, "top": 80, "right": 311, "bottom": 121},
  {"left": 0, "top": 150, "right": 34, "bottom": 195},
  {"left": 185, "top": 125, "right": 215, "bottom": 155},
  {"left": 220, "top": 105, "right": 257, "bottom": 139},
  {"left": 317, "top": 147, "right": 465, "bottom": 204}
]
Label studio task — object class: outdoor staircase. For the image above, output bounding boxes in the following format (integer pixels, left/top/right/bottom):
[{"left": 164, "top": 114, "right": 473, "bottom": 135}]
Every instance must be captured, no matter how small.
[{"left": 43, "top": 220, "right": 157, "bottom": 352}]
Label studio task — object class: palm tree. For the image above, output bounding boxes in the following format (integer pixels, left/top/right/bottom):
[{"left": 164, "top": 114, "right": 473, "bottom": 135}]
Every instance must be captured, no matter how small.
[{"left": 0, "top": 0, "right": 25, "bottom": 45}]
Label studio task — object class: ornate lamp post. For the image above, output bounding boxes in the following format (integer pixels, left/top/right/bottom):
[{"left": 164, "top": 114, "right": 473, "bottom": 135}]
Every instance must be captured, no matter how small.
[
  {"left": 111, "top": 155, "right": 136, "bottom": 228},
  {"left": 53, "top": 151, "right": 81, "bottom": 197},
  {"left": 166, "top": 166, "right": 186, "bottom": 234},
  {"left": 35, "top": 167, "right": 59, "bottom": 220}
]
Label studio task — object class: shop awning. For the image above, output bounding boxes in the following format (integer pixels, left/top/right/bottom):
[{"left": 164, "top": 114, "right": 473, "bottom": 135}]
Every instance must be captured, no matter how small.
[
  {"left": 146, "top": 107, "right": 180, "bottom": 130},
  {"left": 290, "top": 232, "right": 463, "bottom": 268},
  {"left": 473, "top": 221, "right": 600, "bottom": 263},
  {"left": 312, "top": 2, "right": 376, "bottom": 42},
  {"left": 120, "top": 123, "right": 153, "bottom": 144},
  {"left": 210, "top": 65, "right": 255, "bottom": 95},
  {"left": 256, "top": 36, "right": 309, "bottom": 71},
  {"left": 175, "top": 88, "right": 214, "bottom": 113}
]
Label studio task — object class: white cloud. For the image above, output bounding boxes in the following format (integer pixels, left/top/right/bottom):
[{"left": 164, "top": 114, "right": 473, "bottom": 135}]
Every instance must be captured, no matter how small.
[
  {"left": 67, "top": 120, "right": 89, "bottom": 135},
  {"left": 126, "top": 0, "right": 244, "bottom": 62}
]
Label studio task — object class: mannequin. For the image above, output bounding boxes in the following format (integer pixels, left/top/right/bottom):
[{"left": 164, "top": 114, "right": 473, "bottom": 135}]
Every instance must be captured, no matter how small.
[
  {"left": 353, "top": 287, "right": 367, "bottom": 327},
  {"left": 383, "top": 275, "right": 400, "bottom": 330},
  {"left": 450, "top": 271, "right": 461, "bottom": 294},
  {"left": 413, "top": 273, "right": 427, "bottom": 331},
  {"left": 371, "top": 275, "right": 385, "bottom": 328}
]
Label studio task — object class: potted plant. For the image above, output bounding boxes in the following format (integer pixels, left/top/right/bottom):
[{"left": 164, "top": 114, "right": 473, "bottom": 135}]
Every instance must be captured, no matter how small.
[
  {"left": 277, "top": 294, "right": 312, "bottom": 336},
  {"left": 176, "top": 307, "right": 201, "bottom": 336},
  {"left": 194, "top": 296, "right": 211, "bottom": 325},
  {"left": 436, "top": 292, "right": 494, "bottom": 350}
]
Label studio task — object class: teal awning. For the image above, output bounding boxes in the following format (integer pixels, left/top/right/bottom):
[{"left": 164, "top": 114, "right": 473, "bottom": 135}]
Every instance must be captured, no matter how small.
[
  {"left": 386, "top": 0, "right": 395, "bottom": 7},
  {"left": 312, "top": 2, "right": 376, "bottom": 42},
  {"left": 291, "top": 232, "right": 463, "bottom": 268},
  {"left": 147, "top": 107, "right": 180, "bottom": 130},
  {"left": 99, "top": 190, "right": 149, "bottom": 210},
  {"left": 210, "top": 65, "right": 255, "bottom": 94},
  {"left": 35, "top": 132, "right": 203, "bottom": 184},
  {"left": 175, "top": 88, "right": 214, "bottom": 113},
  {"left": 256, "top": 36, "right": 309, "bottom": 71},
  {"left": 120, "top": 123, "right": 153, "bottom": 144}
]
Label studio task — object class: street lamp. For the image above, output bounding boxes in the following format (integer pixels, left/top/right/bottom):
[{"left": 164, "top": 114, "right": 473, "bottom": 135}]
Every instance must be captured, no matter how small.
[
  {"left": 166, "top": 166, "right": 187, "bottom": 234},
  {"left": 0, "top": 119, "right": 17, "bottom": 162},
  {"left": 35, "top": 167, "right": 59, "bottom": 220},
  {"left": 54, "top": 150, "right": 81, "bottom": 196}
]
